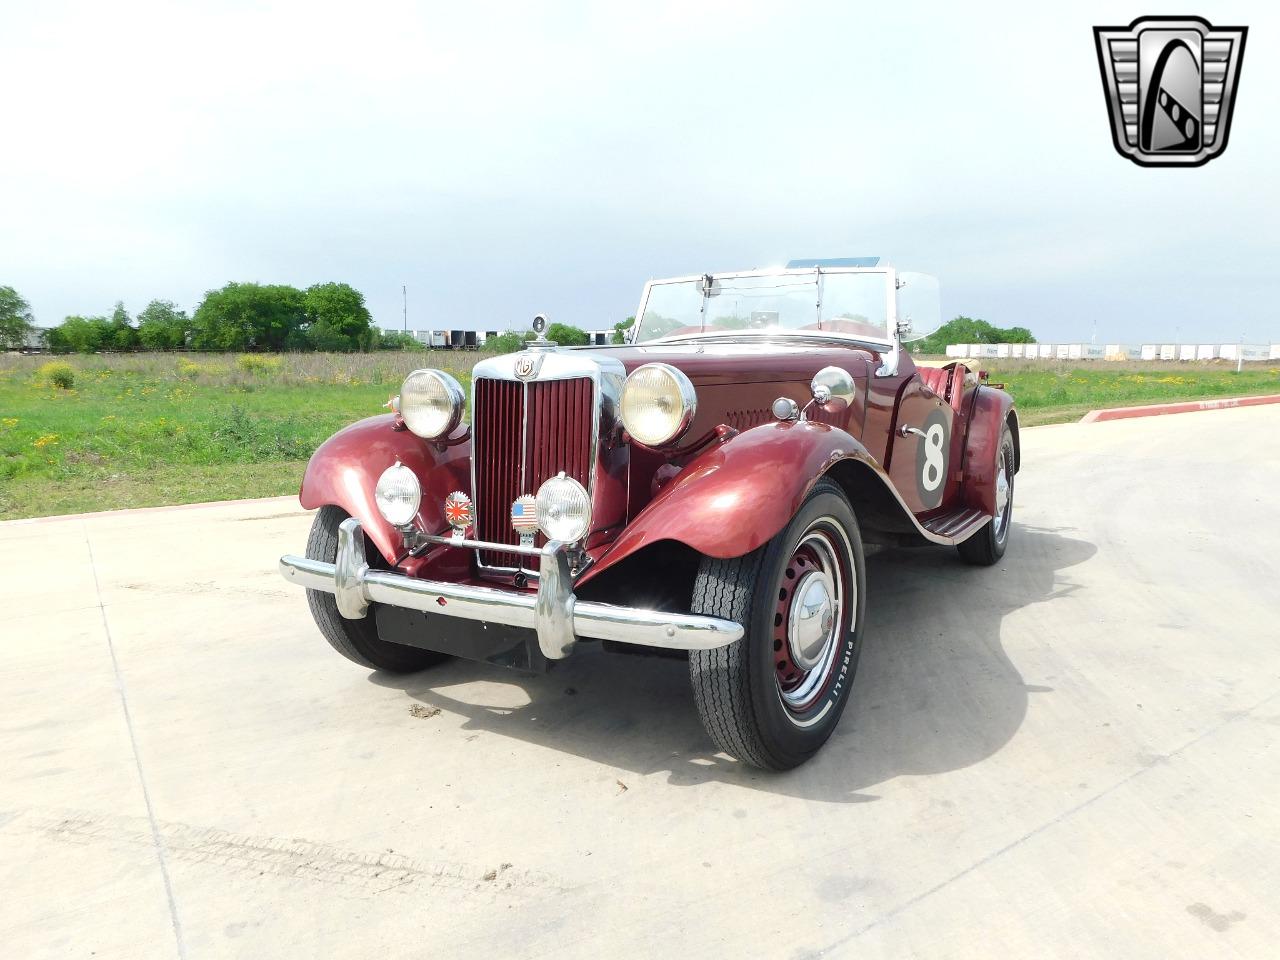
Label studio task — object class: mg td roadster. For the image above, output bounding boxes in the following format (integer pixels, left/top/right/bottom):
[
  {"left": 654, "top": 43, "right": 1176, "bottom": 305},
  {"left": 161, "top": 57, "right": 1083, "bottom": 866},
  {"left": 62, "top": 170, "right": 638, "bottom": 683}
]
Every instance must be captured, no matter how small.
[{"left": 280, "top": 258, "right": 1019, "bottom": 770}]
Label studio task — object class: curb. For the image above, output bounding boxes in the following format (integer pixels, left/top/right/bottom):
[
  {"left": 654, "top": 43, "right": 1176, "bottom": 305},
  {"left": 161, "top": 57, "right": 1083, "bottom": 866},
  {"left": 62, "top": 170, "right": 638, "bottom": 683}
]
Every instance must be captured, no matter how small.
[
  {"left": 1, "top": 494, "right": 302, "bottom": 526},
  {"left": 1081, "top": 394, "right": 1280, "bottom": 423}
]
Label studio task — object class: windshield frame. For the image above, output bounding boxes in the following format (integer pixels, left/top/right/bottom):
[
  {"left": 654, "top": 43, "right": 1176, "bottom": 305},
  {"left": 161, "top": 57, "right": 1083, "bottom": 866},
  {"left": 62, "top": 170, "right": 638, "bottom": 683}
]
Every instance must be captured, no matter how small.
[{"left": 633, "top": 266, "right": 899, "bottom": 347}]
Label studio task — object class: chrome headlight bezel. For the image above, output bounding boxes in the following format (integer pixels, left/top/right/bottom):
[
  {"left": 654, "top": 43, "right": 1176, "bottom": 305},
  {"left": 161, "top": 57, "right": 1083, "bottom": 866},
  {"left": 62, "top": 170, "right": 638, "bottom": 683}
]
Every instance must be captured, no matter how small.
[
  {"left": 535, "top": 473, "right": 591, "bottom": 544},
  {"left": 374, "top": 461, "right": 422, "bottom": 527},
  {"left": 619, "top": 362, "right": 697, "bottom": 448},
  {"left": 399, "top": 368, "right": 465, "bottom": 440}
]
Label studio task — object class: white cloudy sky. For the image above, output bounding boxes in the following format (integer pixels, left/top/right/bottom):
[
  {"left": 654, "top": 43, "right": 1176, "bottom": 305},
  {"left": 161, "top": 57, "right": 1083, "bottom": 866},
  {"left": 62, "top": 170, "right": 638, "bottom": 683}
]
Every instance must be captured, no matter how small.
[{"left": 2, "top": 1, "right": 1275, "bottom": 343}]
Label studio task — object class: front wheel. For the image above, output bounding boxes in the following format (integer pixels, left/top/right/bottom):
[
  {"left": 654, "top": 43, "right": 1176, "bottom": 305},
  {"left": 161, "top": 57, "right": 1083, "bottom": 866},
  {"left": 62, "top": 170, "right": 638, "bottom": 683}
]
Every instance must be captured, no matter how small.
[
  {"left": 305, "top": 506, "right": 448, "bottom": 673},
  {"left": 688, "top": 480, "right": 866, "bottom": 770}
]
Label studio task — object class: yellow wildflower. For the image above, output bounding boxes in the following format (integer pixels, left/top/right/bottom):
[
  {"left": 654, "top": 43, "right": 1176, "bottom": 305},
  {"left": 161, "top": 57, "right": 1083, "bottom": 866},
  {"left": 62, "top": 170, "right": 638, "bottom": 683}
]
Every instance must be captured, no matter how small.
[
  {"left": 1, "top": 418, "right": 17, "bottom": 428},
  {"left": 33, "top": 434, "right": 59, "bottom": 448}
]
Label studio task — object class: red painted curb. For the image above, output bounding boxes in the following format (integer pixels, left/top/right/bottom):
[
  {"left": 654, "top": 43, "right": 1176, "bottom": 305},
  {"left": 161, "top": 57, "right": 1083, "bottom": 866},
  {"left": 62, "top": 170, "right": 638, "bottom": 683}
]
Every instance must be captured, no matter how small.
[{"left": 1081, "top": 394, "right": 1280, "bottom": 423}]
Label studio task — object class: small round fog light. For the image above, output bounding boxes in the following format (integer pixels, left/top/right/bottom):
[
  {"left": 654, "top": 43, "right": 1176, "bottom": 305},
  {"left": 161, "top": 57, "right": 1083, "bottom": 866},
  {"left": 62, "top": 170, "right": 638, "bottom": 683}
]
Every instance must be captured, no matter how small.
[
  {"left": 375, "top": 461, "right": 421, "bottom": 527},
  {"left": 535, "top": 473, "right": 591, "bottom": 543}
]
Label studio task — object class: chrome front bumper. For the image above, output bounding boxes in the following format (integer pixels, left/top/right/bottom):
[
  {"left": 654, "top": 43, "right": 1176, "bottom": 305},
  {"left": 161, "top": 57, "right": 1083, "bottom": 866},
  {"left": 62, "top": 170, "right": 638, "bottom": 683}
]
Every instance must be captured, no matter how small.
[{"left": 278, "top": 518, "right": 743, "bottom": 661}]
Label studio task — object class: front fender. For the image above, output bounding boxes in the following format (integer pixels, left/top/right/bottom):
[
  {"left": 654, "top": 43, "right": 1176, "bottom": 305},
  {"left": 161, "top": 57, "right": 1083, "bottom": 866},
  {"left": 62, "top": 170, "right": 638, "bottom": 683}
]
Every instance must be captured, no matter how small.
[
  {"left": 299, "top": 414, "right": 471, "bottom": 564},
  {"left": 584, "top": 421, "right": 880, "bottom": 583},
  {"left": 963, "top": 386, "right": 1018, "bottom": 515}
]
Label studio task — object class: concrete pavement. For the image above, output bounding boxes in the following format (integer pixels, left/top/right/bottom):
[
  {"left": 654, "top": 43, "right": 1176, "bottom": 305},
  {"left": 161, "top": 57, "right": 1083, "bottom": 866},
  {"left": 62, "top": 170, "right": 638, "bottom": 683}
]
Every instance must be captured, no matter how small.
[{"left": 2, "top": 405, "right": 1278, "bottom": 959}]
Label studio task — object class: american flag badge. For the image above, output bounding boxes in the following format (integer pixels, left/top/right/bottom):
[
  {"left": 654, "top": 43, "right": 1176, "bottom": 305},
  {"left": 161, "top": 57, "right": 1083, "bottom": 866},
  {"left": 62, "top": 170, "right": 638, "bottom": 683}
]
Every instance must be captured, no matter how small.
[
  {"left": 511, "top": 494, "right": 538, "bottom": 547},
  {"left": 443, "top": 491, "right": 473, "bottom": 539}
]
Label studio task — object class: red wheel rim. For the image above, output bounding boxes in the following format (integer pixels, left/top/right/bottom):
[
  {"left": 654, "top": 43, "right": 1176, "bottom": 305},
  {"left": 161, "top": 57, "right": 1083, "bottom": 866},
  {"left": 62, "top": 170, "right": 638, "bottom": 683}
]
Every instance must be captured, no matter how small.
[{"left": 771, "top": 522, "right": 851, "bottom": 714}]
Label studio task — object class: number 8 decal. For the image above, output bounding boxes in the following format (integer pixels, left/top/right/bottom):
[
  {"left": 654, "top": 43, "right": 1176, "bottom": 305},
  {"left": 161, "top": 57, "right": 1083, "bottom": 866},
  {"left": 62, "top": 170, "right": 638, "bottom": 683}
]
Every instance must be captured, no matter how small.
[{"left": 914, "top": 408, "right": 950, "bottom": 509}]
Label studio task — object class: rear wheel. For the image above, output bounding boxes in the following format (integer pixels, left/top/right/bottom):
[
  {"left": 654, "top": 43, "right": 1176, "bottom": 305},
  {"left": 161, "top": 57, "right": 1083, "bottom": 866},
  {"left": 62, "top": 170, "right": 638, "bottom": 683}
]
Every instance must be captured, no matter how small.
[
  {"left": 305, "top": 506, "right": 448, "bottom": 673},
  {"left": 957, "top": 425, "right": 1015, "bottom": 566},
  {"left": 688, "top": 480, "right": 866, "bottom": 770}
]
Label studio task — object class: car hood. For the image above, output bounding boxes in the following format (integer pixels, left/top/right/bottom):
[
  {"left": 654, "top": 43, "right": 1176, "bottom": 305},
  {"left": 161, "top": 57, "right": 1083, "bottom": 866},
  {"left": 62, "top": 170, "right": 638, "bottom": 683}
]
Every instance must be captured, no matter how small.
[{"left": 580, "top": 340, "right": 880, "bottom": 386}]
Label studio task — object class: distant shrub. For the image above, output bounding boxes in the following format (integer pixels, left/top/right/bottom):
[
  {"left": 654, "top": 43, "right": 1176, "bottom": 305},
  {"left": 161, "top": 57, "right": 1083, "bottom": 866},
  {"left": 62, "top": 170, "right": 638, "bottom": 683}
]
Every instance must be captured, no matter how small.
[
  {"left": 38, "top": 360, "right": 76, "bottom": 389},
  {"left": 484, "top": 332, "right": 528, "bottom": 354},
  {"left": 546, "top": 323, "right": 589, "bottom": 346},
  {"left": 236, "top": 354, "right": 283, "bottom": 374}
]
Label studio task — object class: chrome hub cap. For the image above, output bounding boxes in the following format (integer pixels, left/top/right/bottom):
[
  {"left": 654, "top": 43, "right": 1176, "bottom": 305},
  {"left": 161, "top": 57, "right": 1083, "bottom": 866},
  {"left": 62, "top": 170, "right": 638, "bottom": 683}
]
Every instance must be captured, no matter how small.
[
  {"left": 788, "top": 570, "right": 835, "bottom": 671},
  {"left": 772, "top": 525, "right": 852, "bottom": 713},
  {"left": 994, "top": 447, "right": 1013, "bottom": 540}
]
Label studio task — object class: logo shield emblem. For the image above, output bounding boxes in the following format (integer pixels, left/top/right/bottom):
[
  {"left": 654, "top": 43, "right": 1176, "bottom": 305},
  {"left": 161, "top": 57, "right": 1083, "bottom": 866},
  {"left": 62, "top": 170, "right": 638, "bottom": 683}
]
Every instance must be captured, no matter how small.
[
  {"left": 1094, "top": 16, "right": 1247, "bottom": 167},
  {"left": 514, "top": 354, "right": 543, "bottom": 380}
]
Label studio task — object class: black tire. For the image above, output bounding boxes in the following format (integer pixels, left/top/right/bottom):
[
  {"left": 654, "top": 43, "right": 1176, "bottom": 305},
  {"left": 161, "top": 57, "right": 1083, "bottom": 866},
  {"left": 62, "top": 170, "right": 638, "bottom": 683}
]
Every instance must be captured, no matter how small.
[
  {"left": 688, "top": 480, "right": 866, "bottom": 770},
  {"left": 957, "top": 425, "right": 1015, "bottom": 566},
  {"left": 305, "top": 506, "right": 448, "bottom": 673}
]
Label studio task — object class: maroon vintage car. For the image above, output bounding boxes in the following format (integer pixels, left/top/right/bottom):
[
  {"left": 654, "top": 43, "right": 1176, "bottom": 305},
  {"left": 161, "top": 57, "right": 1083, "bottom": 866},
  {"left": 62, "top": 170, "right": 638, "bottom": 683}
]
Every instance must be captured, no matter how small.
[{"left": 280, "top": 259, "right": 1019, "bottom": 769}]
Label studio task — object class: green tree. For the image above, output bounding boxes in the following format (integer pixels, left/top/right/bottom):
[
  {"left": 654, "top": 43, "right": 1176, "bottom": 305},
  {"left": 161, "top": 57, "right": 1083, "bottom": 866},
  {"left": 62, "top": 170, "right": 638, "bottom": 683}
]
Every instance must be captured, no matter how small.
[
  {"left": 301, "top": 282, "right": 375, "bottom": 352},
  {"left": 0, "top": 286, "right": 35, "bottom": 349},
  {"left": 191, "top": 282, "right": 306, "bottom": 351},
  {"left": 999, "top": 325, "right": 1036, "bottom": 344},
  {"left": 136, "top": 300, "right": 191, "bottom": 350},
  {"left": 611, "top": 316, "right": 635, "bottom": 344},
  {"left": 915, "top": 315, "right": 1037, "bottom": 354},
  {"left": 104, "top": 302, "right": 138, "bottom": 351},
  {"left": 46, "top": 315, "right": 106, "bottom": 353},
  {"left": 546, "top": 322, "right": 589, "bottom": 346}
]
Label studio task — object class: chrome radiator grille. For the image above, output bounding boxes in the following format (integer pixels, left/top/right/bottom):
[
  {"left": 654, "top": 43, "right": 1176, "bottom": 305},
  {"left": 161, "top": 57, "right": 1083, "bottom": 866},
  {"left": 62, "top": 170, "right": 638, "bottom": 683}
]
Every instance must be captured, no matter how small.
[{"left": 472, "top": 376, "right": 595, "bottom": 570}]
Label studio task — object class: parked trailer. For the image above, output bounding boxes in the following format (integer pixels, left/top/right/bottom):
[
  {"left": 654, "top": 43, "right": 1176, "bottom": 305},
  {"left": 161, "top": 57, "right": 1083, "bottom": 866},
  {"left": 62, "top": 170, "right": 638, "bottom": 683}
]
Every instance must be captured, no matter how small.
[
  {"left": 1037, "top": 344, "right": 1054, "bottom": 359},
  {"left": 1140, "top": 344, "right": 1158, "bottom": 361},
  {"left": 1271, "top": 344, "right": 1280, "bottom": 360},
  {"left": 1009, "top": 344, "right": 1025, "bottom": 358},
  {"left": 1196, "top": 344, "right": 1218, "bottom": 360},
  {"left": 1216, "top": 344, "right": 1269, "bottom": 361},
  {"left": 1159, "top": 344, "right": 1177, "bottom": 361}
]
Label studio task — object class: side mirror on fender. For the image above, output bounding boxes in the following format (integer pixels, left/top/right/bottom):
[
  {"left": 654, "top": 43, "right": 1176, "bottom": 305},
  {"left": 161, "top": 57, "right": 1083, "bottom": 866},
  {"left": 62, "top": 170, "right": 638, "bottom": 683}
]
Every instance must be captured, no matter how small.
[{"left": 810, "top": 366, "right": 856, "bottom": 413}]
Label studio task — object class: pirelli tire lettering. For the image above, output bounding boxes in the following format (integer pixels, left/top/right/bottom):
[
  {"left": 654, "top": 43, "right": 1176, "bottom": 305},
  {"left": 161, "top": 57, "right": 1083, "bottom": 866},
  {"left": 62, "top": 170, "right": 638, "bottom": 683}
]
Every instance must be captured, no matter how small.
[{"left": 915, "top": 408, "right": 950, "bottom": 510}]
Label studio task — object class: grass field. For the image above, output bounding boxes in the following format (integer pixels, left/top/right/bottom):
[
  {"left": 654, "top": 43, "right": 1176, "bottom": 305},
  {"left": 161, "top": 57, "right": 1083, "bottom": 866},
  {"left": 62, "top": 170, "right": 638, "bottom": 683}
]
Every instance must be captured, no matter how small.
[
  {"left": 0, "top": 352, "right": 485, "bottom": 520},
  {"left": 2, "top": 351, "right": 1277, "bottom": 519}
]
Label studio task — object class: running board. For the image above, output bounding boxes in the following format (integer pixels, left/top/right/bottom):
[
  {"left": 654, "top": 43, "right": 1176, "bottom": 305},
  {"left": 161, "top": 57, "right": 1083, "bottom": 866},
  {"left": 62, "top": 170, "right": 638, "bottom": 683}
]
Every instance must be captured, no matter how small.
[{"left": 921, "top": 507, "right": 991, "bottom": 543}]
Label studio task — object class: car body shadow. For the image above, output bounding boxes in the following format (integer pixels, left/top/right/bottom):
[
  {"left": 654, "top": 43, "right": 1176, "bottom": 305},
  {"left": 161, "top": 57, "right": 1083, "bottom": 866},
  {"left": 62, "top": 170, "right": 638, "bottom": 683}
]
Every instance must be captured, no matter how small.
[{"left": 369, "top": 524, "right": 1096, "bottom": 802}]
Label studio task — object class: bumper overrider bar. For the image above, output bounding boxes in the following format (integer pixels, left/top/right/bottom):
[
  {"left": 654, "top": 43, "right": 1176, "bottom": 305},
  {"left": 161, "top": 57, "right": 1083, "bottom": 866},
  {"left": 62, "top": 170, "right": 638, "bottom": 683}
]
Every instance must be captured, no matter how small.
[{"left": 278, "top": 518, "right": 743, "bottom": 661}]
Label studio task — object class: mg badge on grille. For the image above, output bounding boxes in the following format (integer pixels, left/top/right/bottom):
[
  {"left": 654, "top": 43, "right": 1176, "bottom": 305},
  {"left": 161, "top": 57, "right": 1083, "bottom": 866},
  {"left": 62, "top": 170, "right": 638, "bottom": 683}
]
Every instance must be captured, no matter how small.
[
  {"left": 443, "top": 491, "right": 474, "bottom": 541},
  {"left": 514, "top": 353, "right": 544, "bottom": 380},
  {"left": 511, "top": 494, "right": 538, "bottom": 548}
]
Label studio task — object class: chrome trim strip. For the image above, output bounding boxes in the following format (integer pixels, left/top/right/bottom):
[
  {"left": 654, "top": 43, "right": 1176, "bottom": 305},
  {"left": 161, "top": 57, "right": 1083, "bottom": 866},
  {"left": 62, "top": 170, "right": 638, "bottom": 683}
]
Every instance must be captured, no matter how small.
[
  {"left": 419, "top": 532, "right": 544, "bottom": 557},
  {"left": 280, "top": 519, "right": 743, "bottom": 660}
]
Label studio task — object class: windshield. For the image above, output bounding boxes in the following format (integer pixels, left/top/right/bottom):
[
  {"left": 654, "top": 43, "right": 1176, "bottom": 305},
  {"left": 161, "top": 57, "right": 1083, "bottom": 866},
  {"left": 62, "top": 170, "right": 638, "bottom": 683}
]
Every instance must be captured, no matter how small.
[{"left": 634, "top": 270, "right": 893, "bottom": 344}]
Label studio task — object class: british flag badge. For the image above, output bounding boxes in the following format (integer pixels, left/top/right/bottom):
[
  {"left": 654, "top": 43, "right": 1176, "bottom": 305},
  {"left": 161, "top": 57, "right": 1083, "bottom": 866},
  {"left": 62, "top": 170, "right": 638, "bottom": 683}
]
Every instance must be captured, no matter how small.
[
  {"left": 443, "top": 491, "right": 473, "bottom": 540},
  {"left": 511, "top": 494, "right": 538, "bottom": 548}
]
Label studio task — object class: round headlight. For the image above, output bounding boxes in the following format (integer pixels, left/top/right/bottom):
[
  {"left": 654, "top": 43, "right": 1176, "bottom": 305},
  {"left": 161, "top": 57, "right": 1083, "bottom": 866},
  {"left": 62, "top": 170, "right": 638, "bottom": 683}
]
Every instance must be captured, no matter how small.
[
  {"left": 400, "top": 369, "right": 464, "bottom": 439},
  {"left": 535, "top": 473, "right": 591, "bottom": 544},
  {"left": 375, "top": 461, "right": 421, "bottom": 527},
  {"left": 620, "top": 363, "right": 697, "bottom": 447}
]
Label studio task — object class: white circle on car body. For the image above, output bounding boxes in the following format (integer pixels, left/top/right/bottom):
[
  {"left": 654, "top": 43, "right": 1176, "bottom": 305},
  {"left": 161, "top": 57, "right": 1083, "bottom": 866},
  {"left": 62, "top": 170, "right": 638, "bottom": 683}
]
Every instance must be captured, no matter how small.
[{"left": 914, "top": 408, "right": 950, "bottom": 509}]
